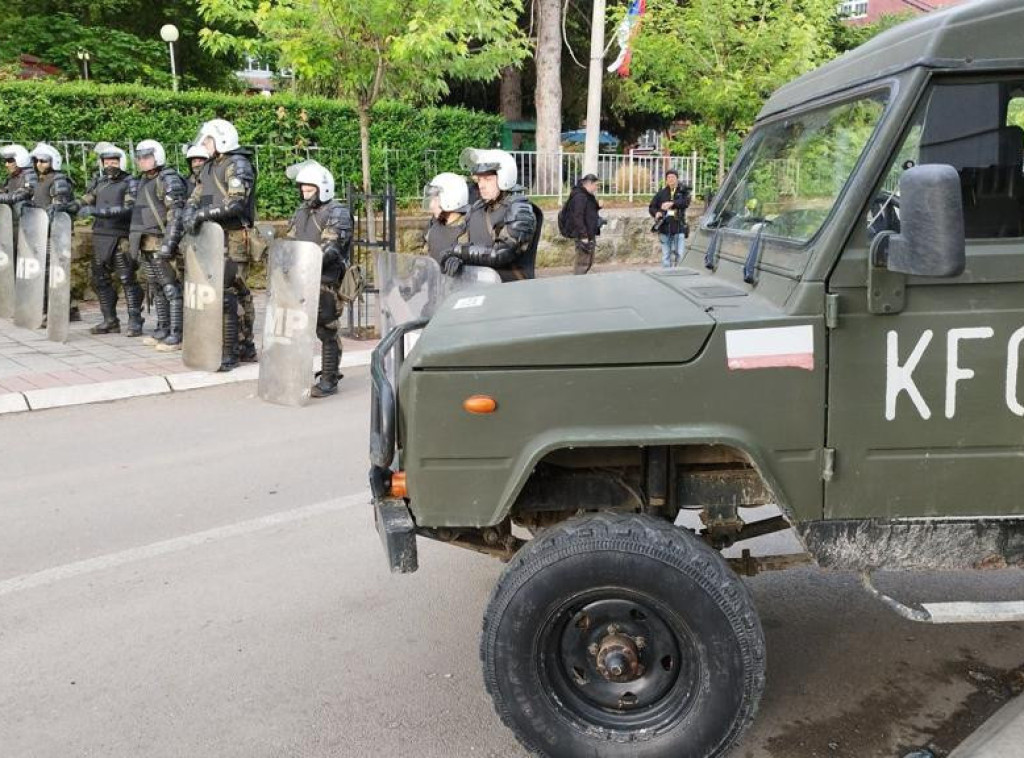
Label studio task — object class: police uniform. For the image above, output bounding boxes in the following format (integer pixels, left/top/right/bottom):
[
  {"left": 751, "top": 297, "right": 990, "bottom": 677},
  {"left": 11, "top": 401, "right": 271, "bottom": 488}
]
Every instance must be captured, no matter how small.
[
  {"left": 286, "top": 197, "right": 353, "bottom": 395},
  {"left": 131, "top": 167, "right": 187, "bottom": 346},
  {"left": 424, "top": 214, "right": 467, "bottom": 263},
  {"left": 31, "top": 167, "right": 76, "bottom": 317},
  {"left": 0, "top": 166, "right": 37, "bottom": 270},
  {"left": 185, "top": 150, "right": 257, "bottom": 371},
  {"left": 451, "top": 193, "right": 538, "bottom": 282},
  {"left": 79, "top": 168, "right": 142, "bottom": 334}
]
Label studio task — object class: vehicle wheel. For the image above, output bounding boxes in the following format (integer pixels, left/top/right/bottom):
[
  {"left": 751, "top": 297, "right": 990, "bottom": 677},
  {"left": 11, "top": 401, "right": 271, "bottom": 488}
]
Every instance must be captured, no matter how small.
[{"left": 480, "top": 512, "right": 765, "bottom": 758}]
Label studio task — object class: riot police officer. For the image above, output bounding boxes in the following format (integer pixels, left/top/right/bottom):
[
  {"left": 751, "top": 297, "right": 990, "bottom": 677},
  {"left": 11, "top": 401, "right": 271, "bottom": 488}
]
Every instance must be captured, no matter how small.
[
  {"left": 284, "top": 160, "right": 353, "bottom": 398},
  {"left": 131, "top": 140, "right": 187, "bottom": 349},
  {"left": 1, "top": 144, "right": 37, "bottom": 209},
  {"left": 183, "top": 119, "right": 258, "bottom": 372},
  {"left": 184, "top": 143, "right": 208, "bottom": 199},
  {"left": 76, "top": 143, "right": 142, "bottom": 335},
  {"left": 423, "top": 172, "right": 469, "bottom": 264},
  {"left": 439, "top": 148, "right": 539, "bottom": 282},
  {"left": 0, "top": 144, "right": 37, "bottom": 273},
  {"left": 29, "top": 143, "right": 77, "bottom": 321}
]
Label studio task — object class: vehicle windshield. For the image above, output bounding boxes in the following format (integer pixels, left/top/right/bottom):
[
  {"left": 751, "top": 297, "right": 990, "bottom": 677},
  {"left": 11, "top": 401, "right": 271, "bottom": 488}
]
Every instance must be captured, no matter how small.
[{"left": 707, "top": 90, "right": 891, "bottom": 246}]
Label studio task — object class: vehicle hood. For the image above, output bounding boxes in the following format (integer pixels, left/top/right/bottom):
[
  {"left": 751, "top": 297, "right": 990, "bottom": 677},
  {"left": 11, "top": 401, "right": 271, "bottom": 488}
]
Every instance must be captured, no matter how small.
[{"left": 409, "top": 270, "right": 717, "bottom": 369}]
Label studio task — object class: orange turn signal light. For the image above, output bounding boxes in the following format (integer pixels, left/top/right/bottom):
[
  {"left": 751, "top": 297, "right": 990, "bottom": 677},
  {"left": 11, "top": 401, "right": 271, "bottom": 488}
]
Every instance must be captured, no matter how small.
[
  {"left": 463, "top": 395, "right": 498, "bottom": 414},
  {"left": 390, "top": 471, "right": 408, "bottom": 498}
]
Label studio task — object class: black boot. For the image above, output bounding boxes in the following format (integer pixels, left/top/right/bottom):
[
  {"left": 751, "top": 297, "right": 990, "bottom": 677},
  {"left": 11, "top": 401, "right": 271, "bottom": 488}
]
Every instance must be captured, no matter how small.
[
  {"left": 155, "top": 296, "right": 183, "bottom": 352},
  {"left": 124, "top": 282, "right": 145, "bottom": 337},
  {"left": 90, "top": 284, "right": 120, "bottom": 334},
  {"left": 218, "top": 293, "right": 239, "bottom": 372},
  {"left": 144, "top": 294, "right": 170, "bottom": 346},
  {"left": 311, "top": 337, "right": 341, "bottom": 398}
]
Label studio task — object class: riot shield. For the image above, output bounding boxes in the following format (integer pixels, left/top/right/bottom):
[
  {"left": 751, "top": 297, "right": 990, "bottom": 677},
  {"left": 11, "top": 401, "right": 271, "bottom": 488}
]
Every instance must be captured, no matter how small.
[
  {"left": 257, "top": 240, "right": 323, "bottom": 406},
  {"left": 376, "top": 252, "right": 444, "bottom": 338},
  {"left": 46, "top": 212, "right": 73, "bottom": 343},
  {"left": 0, "top": 204, "right": 15, "bottom": 319},
  {"left": 445, "top": 264, "right": 502, "bottom": 296},
  {"left": 182, "top": 222, "right": 226, "bottom": 371},
  {"left": 14, "top": 206, "right": 48, "bottom": 330}
]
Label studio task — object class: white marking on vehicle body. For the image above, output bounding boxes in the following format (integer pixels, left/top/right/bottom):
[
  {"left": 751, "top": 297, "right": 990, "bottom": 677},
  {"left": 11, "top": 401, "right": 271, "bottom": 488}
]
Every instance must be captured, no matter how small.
[
  {"left": 453, "top": 295, "right": 485, "bottom": 310},
  {"left": 725, "top": 325, "right": 814, "bottom": 371}
]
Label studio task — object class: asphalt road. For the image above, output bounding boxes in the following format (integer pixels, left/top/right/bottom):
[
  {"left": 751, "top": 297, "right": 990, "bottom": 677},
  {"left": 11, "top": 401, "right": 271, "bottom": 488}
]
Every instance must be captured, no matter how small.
[{"left": 1, "top": 372, "right": 1021, "bottom": 757}]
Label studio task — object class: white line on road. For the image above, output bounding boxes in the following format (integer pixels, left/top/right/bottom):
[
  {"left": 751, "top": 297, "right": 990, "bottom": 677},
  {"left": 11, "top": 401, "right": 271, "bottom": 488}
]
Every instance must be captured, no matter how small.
[{"left": 0, "top": 490, "right": 371, "bottom": 598}]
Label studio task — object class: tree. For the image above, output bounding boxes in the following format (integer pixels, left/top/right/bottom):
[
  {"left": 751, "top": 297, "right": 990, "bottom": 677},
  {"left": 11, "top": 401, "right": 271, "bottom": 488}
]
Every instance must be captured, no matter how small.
[
  {"left": 533, "top": 0, "right": 563, "bottom": 193},
  {"left": 197, "top": 0, "right": 529, "bottom": 213},
  {"left": 1, "top": 2, "right": 239, "bottom": 90},
  {"left": 617, "top": 0, "right": 839, "bottom": 182}
]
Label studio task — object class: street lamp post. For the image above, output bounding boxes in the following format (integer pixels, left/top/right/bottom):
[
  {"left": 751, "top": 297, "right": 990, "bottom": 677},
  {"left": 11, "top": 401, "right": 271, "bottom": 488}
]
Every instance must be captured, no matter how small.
[
  {"left": 76, "top": 49, "right": 91, "bottom": 81},
  {"left": 160, "top": 24, "right": 180, "bottom": 93}
]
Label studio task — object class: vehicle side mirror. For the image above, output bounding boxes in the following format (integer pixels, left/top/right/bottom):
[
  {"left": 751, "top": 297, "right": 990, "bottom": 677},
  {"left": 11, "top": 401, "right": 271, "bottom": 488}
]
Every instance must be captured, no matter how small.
[{"left": 871, "top": 164, "right": 966, "bottom": 277}]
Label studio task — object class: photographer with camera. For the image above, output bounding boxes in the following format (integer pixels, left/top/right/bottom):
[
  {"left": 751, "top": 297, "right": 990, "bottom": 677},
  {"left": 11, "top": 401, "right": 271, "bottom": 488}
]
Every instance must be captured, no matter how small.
[
  {"left": 649, "top": 168, "right": 690, "bottom": 268},
  {"left": 561, "top": 173, "right": 603, "bottom": 275}
]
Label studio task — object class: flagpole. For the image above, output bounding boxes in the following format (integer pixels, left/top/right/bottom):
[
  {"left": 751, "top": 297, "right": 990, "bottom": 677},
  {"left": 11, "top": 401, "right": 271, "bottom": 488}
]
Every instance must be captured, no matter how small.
[{"left": 582, "top": 0, "right": 607, "bottom": 178}]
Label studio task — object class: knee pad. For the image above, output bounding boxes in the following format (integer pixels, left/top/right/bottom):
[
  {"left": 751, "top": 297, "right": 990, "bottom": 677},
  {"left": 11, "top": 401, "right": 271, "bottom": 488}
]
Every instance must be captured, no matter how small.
[
  {"left": 316, "top": 325, "right": 336, "bottom": 343},
  {"left": 162, "top": 283, "right": 181, "bottom": 301}
]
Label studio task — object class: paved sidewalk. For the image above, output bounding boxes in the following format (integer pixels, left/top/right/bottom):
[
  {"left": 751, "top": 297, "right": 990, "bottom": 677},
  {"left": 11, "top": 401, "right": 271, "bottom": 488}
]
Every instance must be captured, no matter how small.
[{"left": 0, "top": 293, "right": 376, "bottom": 413}]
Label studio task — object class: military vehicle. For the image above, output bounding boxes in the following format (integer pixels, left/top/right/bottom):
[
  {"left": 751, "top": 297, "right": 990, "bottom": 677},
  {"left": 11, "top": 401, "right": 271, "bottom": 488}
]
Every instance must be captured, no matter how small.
[{"left": 369, "top": 1, "right": 1024, "bottom": 755}]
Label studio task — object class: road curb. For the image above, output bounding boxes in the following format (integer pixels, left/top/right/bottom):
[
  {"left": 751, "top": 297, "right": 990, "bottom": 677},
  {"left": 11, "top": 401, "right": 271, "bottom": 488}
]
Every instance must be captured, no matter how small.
[
  {"left": 949, "top": 693, "right": 1024, "bottom": 757},
  {"left": 0, "top": 350, "right": 373, "bottom": 414},
  {"left": 0, "top": 391, "right": 30, "bottom": 415}
]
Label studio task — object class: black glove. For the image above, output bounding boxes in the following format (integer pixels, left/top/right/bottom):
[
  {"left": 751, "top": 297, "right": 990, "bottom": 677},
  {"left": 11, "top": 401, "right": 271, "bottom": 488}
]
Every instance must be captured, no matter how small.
[
  {"left": 157, "top": 243, "right": 175, "bottom": 259},
  {"left": 77, "top": 205, "right": 95, "bottom": 218},
  {"left": 441, "top": 252, "right": 464, "bottom": 277}
]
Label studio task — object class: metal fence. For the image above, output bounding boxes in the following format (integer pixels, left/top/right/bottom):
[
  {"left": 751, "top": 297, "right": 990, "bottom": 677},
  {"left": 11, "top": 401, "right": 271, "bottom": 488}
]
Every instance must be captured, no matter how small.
[
  {"left": 4, "top": 138, "right": 717, "bottom": 206},
  {"left": 505, "top": 151, "right": 715, "bottom": 202}
]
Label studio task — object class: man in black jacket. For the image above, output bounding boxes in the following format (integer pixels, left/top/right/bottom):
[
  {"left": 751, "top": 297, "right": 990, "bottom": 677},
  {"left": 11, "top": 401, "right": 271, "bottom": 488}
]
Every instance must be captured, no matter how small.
[
  {"left": 649, "top": 169, "right": 690, "bottom": 268},
  {"left": 564, "top": 173, "right": 601, "bottom": 275}
]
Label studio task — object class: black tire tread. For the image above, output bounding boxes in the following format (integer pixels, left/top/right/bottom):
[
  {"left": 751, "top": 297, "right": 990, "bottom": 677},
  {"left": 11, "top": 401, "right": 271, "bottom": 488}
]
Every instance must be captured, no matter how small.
[{"left": 480, "top": 512, "right": 766, "bottom": 758}]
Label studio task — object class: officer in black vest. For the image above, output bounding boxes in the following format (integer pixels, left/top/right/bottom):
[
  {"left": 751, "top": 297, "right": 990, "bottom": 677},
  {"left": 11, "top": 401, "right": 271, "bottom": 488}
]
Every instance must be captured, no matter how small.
[
  {"left": 440, "top": 148, "right": 538, "bottom": 283},
  {"left": 0, "top": 144, "right": 37, "bottom": 272},
  {"left": 131, "top": 140, "right": 187, "bottom": 349},
  {"left": 423, "top": 172, "right": 469, "bottom": 263},
  {"left": 184, "top": 143, "right": 208, "bottom": 198},
  {"left": 75, "top": 143, "right": 141, "bottom": 335},
  {"left": 29, "top": 143, "right": 77, "bottom": 321},
  {"left": 183, "top": 119, "right": 258, "bottom": 372},
  {"left": 284, "top": 160, "right": 353, "bottom": 398}
]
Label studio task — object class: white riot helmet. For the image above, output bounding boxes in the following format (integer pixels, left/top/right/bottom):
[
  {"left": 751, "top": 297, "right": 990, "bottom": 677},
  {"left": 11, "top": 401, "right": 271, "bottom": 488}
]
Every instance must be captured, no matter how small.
[
  {"left": 194, "top": 118, "right": 240, "bottom": 154},
  {"left": 286, "top": 159, "right": 335, "bottom": 203},
  {"left": 460, "top": 148, "right": 518, "bottom": 191},
  {"left": 1, "top": 144, "right": 32, "bottom": 169},
  {"left": 423, "top": 172, "right": 469, "bottom": 213},
  {"left": 94, "top": 141, "right": 127, "bottom": 172},
  {"left": 31, "top": 142, "right": 63, "bottom": 171},
  {"left": 134, "top": 140, "right": 167, "bottom": 168},
  {"left": 185, "top": 143, "right": 210, "bottom": 161}
]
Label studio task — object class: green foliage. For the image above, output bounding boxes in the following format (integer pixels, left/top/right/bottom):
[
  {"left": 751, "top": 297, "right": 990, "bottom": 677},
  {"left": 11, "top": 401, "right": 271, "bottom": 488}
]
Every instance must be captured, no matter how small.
[
  {"left": 615, "top": 0, "right": 840, "bottom": 179},
  {"left": 663, "top": 124, "right": 743, "bottom": 164},
  {"left": 197, "top": 0, "right": 529, "bottom": 194},
  {"left": 0, "top": 12, "right": 172, "bottom": 86},
  {"left": 0, "top": 80, "right": 502, "bottom": 217},
  {"left": 2, "top": 1, "right": 239, "bottom": 90}
]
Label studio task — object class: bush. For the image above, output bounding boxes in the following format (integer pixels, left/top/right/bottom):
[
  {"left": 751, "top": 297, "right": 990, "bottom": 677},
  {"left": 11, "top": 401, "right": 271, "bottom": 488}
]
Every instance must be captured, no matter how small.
[{"left": 0, "top": 81, "right": 502, "bottom": 218}]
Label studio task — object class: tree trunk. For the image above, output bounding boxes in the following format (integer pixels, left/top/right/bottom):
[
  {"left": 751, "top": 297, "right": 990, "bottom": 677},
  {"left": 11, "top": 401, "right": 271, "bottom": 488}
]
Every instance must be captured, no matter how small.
[
  {"left": 500, "top": 66, "right": 523, "bottom": 149},
  {"left": 534, "top": 0, "right": 563, "bottom": 197},
  {"left": 358, "top": 103, "right": 377, "bottom": 243},
  {"left": 717, "top": 130, "right": 727, "bottom": 186}
]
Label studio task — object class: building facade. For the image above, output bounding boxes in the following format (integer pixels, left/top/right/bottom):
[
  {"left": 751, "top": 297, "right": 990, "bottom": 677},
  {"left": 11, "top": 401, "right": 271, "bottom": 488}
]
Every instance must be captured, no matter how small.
[{"left": 840, "top": 0, "right": 967, "bottom": 23}]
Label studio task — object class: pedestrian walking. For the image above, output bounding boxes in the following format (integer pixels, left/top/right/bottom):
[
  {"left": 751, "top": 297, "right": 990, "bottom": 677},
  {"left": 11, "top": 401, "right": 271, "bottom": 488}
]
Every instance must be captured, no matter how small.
[{"left": 561, "top": 173, "right": 602, "bottom": 275}]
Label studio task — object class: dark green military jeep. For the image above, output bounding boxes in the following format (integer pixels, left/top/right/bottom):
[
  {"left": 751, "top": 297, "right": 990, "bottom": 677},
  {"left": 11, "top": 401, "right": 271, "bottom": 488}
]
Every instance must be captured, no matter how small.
[{"left": 369, "top": 1, "right": 1024, "bottom": 755}]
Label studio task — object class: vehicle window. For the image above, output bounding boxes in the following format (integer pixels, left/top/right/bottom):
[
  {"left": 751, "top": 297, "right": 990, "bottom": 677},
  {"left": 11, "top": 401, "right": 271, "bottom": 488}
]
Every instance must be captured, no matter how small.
[
  {"left": 872, "top": 80, "right": 1024, "bottom": 240},
  {"left": 706, "top": 91, "right": 890, "bottom": 246}
]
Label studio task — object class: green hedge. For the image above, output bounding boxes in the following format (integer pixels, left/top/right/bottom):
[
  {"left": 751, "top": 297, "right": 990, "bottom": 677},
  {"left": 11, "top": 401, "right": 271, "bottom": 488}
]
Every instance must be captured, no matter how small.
[{"left": 0, "top": 81, "right": 502, "bottom": 218}]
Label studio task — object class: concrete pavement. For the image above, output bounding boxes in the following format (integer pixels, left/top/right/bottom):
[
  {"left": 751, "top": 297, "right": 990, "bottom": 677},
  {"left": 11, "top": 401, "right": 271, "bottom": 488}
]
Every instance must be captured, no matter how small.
[
  {"left": 1, "top": 376, "right": 1022, "bottom": 757},
  {"left": 0, "top": 293, "right": 375, "bottom": 413}
]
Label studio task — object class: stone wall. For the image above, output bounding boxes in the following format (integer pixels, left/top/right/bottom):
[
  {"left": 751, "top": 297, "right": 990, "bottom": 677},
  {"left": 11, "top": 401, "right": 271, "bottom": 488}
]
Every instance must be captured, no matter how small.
[{"left": 69, "top": 203, "right": 705, "bottom": 297}]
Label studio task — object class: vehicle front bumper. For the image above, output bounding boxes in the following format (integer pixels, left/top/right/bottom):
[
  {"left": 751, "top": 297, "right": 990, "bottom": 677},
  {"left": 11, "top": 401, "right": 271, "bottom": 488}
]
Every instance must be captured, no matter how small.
[{"left": 374, "top": 497, "right": 419, "bottom": 574}]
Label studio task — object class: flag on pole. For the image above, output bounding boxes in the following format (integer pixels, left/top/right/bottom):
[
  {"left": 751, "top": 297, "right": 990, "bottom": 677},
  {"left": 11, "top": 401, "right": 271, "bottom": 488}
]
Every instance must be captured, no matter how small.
[{"left": 607, "top": 0, "right": 646, "bottom": 77}]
